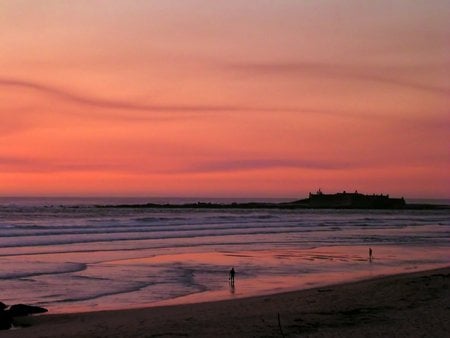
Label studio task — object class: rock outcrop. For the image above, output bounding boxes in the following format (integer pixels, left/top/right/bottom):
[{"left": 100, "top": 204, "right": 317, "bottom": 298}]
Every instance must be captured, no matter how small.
[{"left": 0, "top": 302, "right": 48, "bottom": 330}]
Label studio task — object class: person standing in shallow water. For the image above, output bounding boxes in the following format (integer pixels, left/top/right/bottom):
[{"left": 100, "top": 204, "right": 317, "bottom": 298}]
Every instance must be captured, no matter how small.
[
  {"left": 229, "top": 267, "right": 235, "bottom": 285},
  {"left": 369, "top": 247, "right": 373, "bottom": 262}
]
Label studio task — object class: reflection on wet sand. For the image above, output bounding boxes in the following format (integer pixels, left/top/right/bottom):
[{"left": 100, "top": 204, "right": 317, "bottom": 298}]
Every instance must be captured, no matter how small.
[{"left": 103, "top": 245, "right": 449, "bottom": 309}]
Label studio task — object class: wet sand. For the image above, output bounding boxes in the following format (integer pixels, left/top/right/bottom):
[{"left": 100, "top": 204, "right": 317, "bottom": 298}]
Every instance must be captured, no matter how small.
[{"left": 7, "top": 266, "right": 450, "bottom": 337}]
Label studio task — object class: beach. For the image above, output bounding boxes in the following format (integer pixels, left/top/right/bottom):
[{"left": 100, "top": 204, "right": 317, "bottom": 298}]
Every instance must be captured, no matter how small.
[{"left": 7, "top": 266, "right": 449, "bottom": 338}]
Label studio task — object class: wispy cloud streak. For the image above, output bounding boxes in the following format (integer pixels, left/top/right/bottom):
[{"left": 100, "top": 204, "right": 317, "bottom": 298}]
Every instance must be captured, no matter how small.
[
  {"left": 0, "top": 156, "right": 127, "bottom": 174},
  {"left": 177, "top": 158, "right": 358, "bottom": 173},
  {"left": 0, "top": 78, "right": 240, "bottom": 113},
  {"left": 0, "top": 77, "right": 336, "bottom": 118},
  {"left": 227, "top": 62, "right": 450, "bottom": 96},
  {"left": 5, "top": 75, "right": 437, "bottom": 122},
  {"left": 0, "top": 156, "right": 357, "bottom": 174}
]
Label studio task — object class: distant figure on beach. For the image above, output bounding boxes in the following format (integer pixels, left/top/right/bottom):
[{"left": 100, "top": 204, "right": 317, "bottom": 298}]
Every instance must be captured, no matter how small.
[
  {"left": 229, "top": 267, "right": 235, "bottom": 285},
  {"left": 369, "top": 247, "right": 373, "bottom": 262}
]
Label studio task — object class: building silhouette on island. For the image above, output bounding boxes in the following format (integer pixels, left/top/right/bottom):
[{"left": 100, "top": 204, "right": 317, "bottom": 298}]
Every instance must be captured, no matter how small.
[{"left": 303, "top": 189, "right": 406, "bottom": 208}]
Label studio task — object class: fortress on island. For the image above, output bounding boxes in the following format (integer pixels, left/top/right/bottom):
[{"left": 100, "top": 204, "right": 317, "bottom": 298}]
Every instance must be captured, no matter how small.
[{"left": 298, "top": 189, "right": 406, "bottom": 208}]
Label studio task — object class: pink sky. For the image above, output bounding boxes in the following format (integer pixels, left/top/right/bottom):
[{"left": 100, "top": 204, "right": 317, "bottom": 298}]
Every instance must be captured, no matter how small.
[{"left": 1, "top": 1, "right": 449, "bottom": 198}]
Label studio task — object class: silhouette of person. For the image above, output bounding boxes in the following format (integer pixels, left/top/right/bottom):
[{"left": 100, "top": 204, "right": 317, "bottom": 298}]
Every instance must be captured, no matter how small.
[
  {"left": 229, "top": 267, "right": 235, "bottom": 285},
  {"left": 369, "top": 247, "right": 373, "bottom": 262}
]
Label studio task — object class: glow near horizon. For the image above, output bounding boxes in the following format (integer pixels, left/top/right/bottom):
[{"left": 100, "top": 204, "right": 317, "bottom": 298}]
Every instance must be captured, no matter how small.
[{"left": 0, "top": 1, "right": 449, "bottom": 198}]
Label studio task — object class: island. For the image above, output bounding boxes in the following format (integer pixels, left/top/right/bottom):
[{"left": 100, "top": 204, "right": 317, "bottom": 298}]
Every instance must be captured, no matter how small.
[{"left": 96, "top": 190, "right": 449, "bottom": 210}]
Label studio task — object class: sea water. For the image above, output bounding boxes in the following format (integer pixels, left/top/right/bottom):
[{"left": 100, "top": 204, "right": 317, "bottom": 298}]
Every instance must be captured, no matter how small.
[{"left": 0, "top": 197, "right": 449, "bottom": 313}]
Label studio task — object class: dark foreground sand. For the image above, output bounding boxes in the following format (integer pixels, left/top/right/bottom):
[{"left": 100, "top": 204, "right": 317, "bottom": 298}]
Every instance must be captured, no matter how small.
[{"left": 7, "top": 267, "right": 450, "bottom": 338}]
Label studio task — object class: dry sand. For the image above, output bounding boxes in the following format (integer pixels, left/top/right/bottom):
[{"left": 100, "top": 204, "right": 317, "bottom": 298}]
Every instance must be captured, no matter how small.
[{"left": 6, "top": 267, "right": 450, "bottom": 338}]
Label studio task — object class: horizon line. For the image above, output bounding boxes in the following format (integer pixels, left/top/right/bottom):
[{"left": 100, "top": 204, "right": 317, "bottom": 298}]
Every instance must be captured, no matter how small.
[{"left": 0, "top": 194, "right": 449, "bottom": 201}]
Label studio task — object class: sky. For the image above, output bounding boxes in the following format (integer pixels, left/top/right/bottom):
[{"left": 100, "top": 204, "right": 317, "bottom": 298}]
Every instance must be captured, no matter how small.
[{"left": 0, "top": 0, "right": 449, "bottom": 198}]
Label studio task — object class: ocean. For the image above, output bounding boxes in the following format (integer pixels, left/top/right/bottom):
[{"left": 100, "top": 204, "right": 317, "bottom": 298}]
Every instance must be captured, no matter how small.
[{"left": 1, "top": 197, "right": 449, "bottom": 313}]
